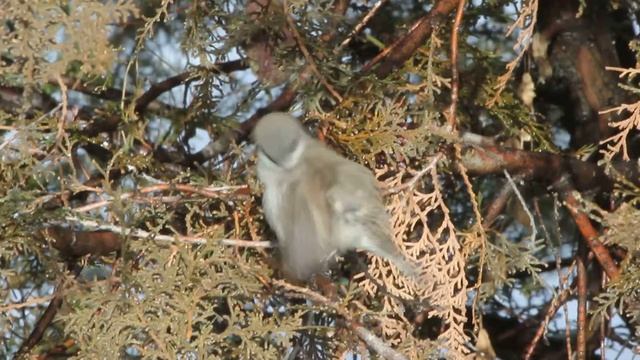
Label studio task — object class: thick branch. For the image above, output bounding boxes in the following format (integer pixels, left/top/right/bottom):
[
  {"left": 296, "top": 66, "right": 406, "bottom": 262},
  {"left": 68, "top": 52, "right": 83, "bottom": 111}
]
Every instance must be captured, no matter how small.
[
  {"left": 555, "top": 178, "right": 621, "bottom": 281},
  {"left": 461, "top": 143, "right": 624, "bottom": 280},
  {"left": 134, "top": 60, "right": 247, "bottom": 114},
  {"left": 362, "top": 0, "right": 460, "bottom": 77},
  {"left": 40, "top": 220, "right": 272, "bottom": 259},
  {"left": 15, "top": 262, "right": 83, "bottom": 358},
  {"left": 461, "top": 144, "right": 615, "bottom": 192}
]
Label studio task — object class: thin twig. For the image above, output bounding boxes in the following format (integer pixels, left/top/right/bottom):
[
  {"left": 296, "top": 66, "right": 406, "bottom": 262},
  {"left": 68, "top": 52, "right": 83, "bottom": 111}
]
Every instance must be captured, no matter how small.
[
  {"left": 55, "top": 74, "right": 69, "bottom": 148},
  {"left": 504, "top": 169, "right": 537, "bottom": 246},
  {"left": 457, "top": 144, "right": 486, "bottom": 335},
  {"left": 219, "top": 239, "right": 273, "bottom": 248},
  {"left": 274, "top": 280, "right": 409, "bottom": 360},
  {"left": 447, "top": 0, "right": 466, "bottom": 129},
  {"left": 555, "top": 195, "right": 574, "bottom": 358},
  {"left": 523, "top": 281, "right": 575, "bottom": 360},
  {"left": 52, "top": 75, "right": 127, "bottom": 102},
  {"left": 449, "top": 13, "right": 482, "bottom": 336},
  {"left": 73, "top": 183, "right": 248, "bottom": 212},
  {"left": 600, "top": 272, "right": 608, "bottom": 360},
  {"left": 0, "top": 296, "right": 54, "bottom": 313},
  {"left": 335, "top": 0, "right": 389, "bottom": 53},
  {"left": 283, "top": 0, "right": 343, "bottom": 102},
  {"left": 0, "top": 129, "right": 19, "bottom": 152},
  {"left": 576, "top": 240, "right": 588, "bottom": 360},
  {"left": 385, "top": 154, "right": 442, "bottom": 194},
  {"left": 482, "top": 179, "right": 514, "bottom": 228},
  {"left": 61, "top": 217, "right": 273, "bottom": 248},
  {"left": 535, "top": 197, "right": 573, "bottom": 358},
  {"left": 350, "top": 326, "right": 408, "bottom": 360}
]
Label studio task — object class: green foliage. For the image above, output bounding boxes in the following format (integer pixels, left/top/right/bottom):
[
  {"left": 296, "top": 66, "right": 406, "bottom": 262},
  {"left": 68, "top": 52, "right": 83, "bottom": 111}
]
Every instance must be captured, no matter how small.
[
  {"left": 475, "top": 230, "right": 546, "bottom": 299},
  {"left": 1, "top": 0, "right": 139, "bottom": 83},
  {"left": 61, "top": 240, "right": 299, "bottom": 359}
]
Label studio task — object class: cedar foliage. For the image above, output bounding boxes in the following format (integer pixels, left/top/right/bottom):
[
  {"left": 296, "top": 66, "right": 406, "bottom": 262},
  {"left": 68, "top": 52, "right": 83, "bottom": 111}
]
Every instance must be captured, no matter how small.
[{"left": 1, "top": 0, "right": 639, "bottom": 359}]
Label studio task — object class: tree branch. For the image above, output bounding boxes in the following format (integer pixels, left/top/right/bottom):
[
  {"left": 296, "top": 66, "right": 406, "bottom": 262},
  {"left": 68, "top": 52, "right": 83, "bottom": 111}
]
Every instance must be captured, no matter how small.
[
  {"left": 460, "top": 142, "right": 637, "bottom": 192},
  {"left": 40, "top": 220, "right": 272, "bottom": 260},
  {"left": 335, "top": 0, "right": 389, "bottom": 53},
  {"left": 523, "top": 283, "right": 574, "bottom": 360},
  {"left": 71, "top": 183, "right": 249, "bottom": 213},
  {"left": 283, "top": 0, "right": 342, "bottom": 102},
  {"left": 274, "top": 280, "right": 409, "bottom": 360},
  {"left": 362, "top": 0, "right": 461, "bottom": 77},
  {"left": 134, "top": 60, "right": 247, "bottom": 115},
  {"left": 555, "top": 177, "right": 621, "bottom": 281},
  {"left": 482, "top": 178, "right": 515, "bottom": 228},
  {"left": 0, "top": 296, "right": 54, "bottom": 313},
  {"left": 15, "top": 262, "right": 84, "bottom": 358},
  {"left": 523, "top": 235, "right": 580, "bottom": 360},
  {"left": 576, "top": 240, "right": 588, "bottom": 360},
  {"left": 447, "top": 0, "right": 466, "bottom": 128}
]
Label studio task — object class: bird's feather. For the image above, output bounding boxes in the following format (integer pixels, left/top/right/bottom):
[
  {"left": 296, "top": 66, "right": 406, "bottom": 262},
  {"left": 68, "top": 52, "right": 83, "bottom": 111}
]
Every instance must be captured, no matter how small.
[{"left": 280, "top": 169, "right": 334, "bottom": 280}]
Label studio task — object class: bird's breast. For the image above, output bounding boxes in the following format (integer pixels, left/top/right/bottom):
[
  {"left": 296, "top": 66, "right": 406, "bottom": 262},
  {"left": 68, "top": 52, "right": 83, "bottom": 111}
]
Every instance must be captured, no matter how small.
[{"left": 257, "top": 161, "right": 289, "bottom": 241}]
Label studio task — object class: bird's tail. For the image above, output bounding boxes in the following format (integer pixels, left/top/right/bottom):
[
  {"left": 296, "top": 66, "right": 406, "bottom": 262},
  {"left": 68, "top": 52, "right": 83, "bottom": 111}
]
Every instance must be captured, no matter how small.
[
  {"left": 388, "top": 254, "right": 421, "bottom": 279},
  {"left": 365, "top": 241, "right": 420, "bottom": 279}
]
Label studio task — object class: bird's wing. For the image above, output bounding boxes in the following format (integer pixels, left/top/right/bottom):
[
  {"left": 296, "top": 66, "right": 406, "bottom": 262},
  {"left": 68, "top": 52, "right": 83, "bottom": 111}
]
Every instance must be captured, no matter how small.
[
  {"left": 280, "top": 173, "right": 334, "bottom": 280},
  {"left": 326, "top": 161, "right": 418, "bottom": 277},
  {"left": 326, "top": 161, "right": 388, "bottom": 232}
]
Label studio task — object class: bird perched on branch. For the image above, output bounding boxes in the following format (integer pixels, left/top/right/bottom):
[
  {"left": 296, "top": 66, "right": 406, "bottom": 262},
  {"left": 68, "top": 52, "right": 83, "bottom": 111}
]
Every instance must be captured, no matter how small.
[{"left": 252, "top": 112, "right": 417, "bottom": 280}]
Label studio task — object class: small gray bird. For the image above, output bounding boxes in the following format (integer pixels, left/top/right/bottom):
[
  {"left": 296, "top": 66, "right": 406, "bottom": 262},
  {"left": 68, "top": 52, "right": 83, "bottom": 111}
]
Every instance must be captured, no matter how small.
[{"left": 253, "top": 112, "right": 417, "bottom": 280}]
